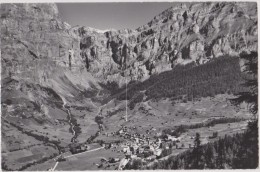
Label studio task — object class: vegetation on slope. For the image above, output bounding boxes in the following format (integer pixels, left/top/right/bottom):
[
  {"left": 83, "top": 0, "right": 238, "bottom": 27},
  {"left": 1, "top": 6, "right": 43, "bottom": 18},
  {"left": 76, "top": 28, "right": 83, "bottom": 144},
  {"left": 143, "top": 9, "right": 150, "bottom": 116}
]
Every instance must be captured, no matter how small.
[
  {"left": 161, "top": 117, "right": 246, "bottom": 138},
  {"left": 114, "top": 55, "right": 247, "bottom": 109},
  {"left": 145, "top": 121, "right": 258, "bottom": 169},
  {"left": 127, "top": 51, "right": 258, "bottom": 170}
]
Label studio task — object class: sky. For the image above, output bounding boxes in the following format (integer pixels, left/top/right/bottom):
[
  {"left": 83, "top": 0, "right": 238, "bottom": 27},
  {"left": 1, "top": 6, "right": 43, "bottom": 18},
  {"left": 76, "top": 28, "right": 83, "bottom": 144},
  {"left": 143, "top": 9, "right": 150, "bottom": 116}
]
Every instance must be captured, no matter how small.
[{"left": 57, "top": 2, "right": 174, "bottom": 30}]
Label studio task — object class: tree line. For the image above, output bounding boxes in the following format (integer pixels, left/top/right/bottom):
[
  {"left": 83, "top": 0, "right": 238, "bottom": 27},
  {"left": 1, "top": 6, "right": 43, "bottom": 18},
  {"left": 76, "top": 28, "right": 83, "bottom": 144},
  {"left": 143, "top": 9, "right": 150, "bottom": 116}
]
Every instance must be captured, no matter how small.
[
  {"left": 147, "top": 120, "right": 258, "bottom": 169},
  {"left": 161, "top": 117, "right": 245, "bottom": 138},
  {"left": 114, "top": 55, "right": 247, "bottom": 109}
]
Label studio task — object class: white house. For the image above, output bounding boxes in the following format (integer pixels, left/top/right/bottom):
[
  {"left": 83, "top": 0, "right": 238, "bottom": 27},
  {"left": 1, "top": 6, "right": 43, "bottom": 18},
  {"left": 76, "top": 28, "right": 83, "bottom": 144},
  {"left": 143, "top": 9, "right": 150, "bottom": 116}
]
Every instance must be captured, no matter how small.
[
  {"left": 154, "top": 148, "right": 162, "bottom": 157},
  {"left": 122, "top": 146, "right": 130, "bottom": 153},
  {"left": 167, "top": 134, "right": 180, "bottom": 142}
]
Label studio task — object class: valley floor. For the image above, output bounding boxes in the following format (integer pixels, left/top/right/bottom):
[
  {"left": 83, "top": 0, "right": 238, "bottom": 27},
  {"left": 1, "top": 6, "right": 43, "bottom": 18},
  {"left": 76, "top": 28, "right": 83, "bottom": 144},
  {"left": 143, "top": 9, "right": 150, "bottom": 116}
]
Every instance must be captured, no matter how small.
[{"left": 4, "top": 94, "right": 250, "bottom": 171}]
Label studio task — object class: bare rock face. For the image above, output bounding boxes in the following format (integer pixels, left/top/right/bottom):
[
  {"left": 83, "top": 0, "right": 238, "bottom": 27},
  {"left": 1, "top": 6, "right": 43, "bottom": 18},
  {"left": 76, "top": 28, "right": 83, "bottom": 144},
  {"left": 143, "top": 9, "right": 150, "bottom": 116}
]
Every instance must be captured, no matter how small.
[
  {"left": 1, "top": 3, "right": 83, "bottom": 83},
  {"left": 76, "top": 2, "right": 257, "bottom": 84},
  {"left": 189, "top": 40, "right": 205, "bottom": 62}
]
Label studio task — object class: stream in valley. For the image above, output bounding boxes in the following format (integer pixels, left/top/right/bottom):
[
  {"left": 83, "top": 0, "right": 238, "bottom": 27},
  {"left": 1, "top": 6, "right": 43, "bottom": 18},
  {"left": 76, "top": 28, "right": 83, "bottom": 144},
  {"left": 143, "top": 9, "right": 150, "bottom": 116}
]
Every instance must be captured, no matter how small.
[
  {"left": 62, "top": 101, "right": 77, "bottom": 143},
  {"left": 66, "top": 107, "right": 77, "bottom": 143}
]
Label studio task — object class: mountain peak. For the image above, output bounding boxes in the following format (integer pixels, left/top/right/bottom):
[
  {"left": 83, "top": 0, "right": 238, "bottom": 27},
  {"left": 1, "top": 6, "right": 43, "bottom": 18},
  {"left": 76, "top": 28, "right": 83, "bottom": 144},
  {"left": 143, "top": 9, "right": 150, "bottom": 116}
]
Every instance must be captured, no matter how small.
[{"left": 82, "top": 26, "right": 115, "bottom": 33}]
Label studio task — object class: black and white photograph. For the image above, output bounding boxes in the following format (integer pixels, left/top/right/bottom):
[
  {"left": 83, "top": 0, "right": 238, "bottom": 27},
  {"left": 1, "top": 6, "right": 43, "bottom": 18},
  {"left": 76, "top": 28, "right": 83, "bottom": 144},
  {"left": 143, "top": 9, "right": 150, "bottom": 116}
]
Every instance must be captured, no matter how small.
[{"left": 0, "top": 0, "right": 258, "bottom": 170}]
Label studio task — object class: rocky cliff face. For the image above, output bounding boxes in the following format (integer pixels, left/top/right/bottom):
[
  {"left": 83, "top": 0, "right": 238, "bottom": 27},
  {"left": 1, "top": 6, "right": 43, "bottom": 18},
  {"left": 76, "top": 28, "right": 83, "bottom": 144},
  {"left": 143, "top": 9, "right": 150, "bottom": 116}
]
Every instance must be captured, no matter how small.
[
  {"left": 76, "top": 2, "right": 257, "bottom": 85},
  {"left": 1, "top": 3, "right": 83, "bottom": 83},
  {"left": 1, "top": 2, "right": 258, "bottom": 87},
  {"left": 1, "top": 3, "right": 104, "bottom": 105}
]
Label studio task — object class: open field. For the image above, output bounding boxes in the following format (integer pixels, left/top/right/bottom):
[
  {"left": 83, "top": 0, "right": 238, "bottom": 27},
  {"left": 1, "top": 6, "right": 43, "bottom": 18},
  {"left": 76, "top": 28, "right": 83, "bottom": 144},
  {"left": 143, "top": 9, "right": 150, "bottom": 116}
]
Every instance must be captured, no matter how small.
[
  {"left": 56, "top": 148, "right": 124, "bottom": 170},
  {"left": 2, "top": 144, "right": 58, "bottom": 171},
  {"left": 28, "top": 146, "right": 124, "bottom": 171},
  {"left": 96, "top": 94, "right": 249, "bottom": 142},
  {"left": 1, "top": 122, "right": 42, "bottom": 152},
  {"left": 25, "top": 157, "right": 58, "bottom": 171}
]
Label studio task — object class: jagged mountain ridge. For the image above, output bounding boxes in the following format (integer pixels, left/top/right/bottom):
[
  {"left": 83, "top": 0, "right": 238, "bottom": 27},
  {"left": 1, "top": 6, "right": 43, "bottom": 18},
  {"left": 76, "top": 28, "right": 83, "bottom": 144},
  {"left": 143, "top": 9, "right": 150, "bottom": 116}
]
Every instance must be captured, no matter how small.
[
  {"left": 76, "top": 2, "right": 257, "bottom": 84},
  {"left": 1, "top": 2, "right": 257, "bottom": 87}
]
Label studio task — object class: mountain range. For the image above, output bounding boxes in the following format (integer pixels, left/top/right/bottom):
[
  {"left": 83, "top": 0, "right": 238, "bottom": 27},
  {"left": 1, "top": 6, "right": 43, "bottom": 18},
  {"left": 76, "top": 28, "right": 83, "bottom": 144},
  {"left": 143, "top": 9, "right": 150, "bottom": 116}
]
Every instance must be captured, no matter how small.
[{"left": 0, "top": 2, "right": 257, "bottom": 171}]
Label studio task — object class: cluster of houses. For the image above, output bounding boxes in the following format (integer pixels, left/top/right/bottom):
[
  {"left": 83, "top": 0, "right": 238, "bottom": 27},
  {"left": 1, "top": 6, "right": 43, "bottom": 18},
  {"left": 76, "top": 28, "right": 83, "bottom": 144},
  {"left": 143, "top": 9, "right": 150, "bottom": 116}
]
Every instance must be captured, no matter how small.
[
  {"left": 112, "top": 126, "right": 186, "bottom": 169},
  {"left": 60, "top": 124, "right": 201, "bottom": 170},
  {"left": 115, "top": 129, "right": 207, "bottom": 170}
]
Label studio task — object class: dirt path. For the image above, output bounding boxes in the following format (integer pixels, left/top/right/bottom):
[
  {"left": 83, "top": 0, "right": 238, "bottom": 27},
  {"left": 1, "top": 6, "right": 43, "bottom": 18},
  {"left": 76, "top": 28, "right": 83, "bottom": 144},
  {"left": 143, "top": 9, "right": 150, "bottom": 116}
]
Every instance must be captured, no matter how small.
[{"left": 64, "top": 146, "right": 104, "bottom": 158}]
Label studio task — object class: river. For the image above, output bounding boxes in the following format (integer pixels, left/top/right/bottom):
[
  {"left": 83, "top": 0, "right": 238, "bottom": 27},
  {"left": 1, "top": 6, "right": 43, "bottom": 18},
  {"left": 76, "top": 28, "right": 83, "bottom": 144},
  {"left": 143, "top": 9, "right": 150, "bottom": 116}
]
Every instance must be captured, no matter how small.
[{"left": 62, "top": 101, "right": 77, "bottom": 143}]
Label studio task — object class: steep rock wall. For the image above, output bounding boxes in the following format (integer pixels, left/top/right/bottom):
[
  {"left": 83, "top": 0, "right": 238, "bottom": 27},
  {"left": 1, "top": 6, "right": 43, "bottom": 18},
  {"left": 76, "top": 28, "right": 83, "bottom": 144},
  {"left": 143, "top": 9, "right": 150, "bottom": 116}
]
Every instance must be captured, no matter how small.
[
  {"left": 1, "top": 3, "right": 83, "bottom": 84},
  {"left": 76, "top": 2, "right": 257, "bottom": 84}
]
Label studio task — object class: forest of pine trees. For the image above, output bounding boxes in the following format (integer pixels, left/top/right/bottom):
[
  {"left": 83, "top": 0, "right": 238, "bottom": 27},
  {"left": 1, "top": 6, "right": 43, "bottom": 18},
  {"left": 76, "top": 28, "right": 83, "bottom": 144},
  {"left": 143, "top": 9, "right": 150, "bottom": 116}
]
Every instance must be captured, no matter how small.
[
  {"left": 114, "top": 55, "right": 247, "bottom": 109},
  {"left": 146, "top": 122, "right": 258, "bottom": 169}
]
